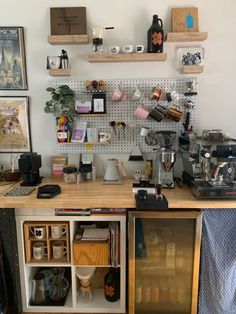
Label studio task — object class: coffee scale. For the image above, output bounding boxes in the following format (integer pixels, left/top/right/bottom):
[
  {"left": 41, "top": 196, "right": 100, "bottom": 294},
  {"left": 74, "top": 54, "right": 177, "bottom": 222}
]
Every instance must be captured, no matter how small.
[{"left": 179, "top": 130, "right": 236, "bottom": 198}]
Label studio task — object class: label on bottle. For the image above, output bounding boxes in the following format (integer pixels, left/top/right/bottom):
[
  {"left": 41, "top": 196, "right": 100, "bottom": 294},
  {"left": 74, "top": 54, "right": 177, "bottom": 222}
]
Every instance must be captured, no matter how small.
[{"left": 152, "top": 32, "right": 163, "bottom": 45}]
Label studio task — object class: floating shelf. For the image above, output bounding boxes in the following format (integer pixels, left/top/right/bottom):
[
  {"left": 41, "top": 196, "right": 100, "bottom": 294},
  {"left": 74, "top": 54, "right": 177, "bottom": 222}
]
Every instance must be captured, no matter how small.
[
  {"left": 79, "top": 113, "right": 108, "bottom": 116},
  {"left": 179, "top": 65, "right": 204, "bottom": 74},
  {"left": 48, "top": 34, "right": 89, "bottom": 45},
  {"left": 88, "top": 52, "right": 167, "bottom": 63},
  {"left": 166, "top": 32, "right": 208, "bottom": 42},
  {"left": 48, "top": 68, "right": 71, "bottom": 76}
]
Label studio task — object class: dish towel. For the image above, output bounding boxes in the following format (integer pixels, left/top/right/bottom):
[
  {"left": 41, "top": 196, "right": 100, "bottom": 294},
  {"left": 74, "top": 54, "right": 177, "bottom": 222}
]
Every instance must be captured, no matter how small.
[{"left": 198, "top": 208, "right": 236, "bottom": 314}]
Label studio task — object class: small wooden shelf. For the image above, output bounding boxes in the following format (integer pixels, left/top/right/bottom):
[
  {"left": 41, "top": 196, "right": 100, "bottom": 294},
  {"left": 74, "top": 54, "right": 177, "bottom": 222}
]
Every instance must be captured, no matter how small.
[
  {"left": 79, "top": 113, "right": 108, "bottom": 116},
  {"left": 48, "top": 68, "right": 71, "bottom": 76},
  {"left": 58, "top": 141, "right": 110, "bottom": 145},
  {"left": 88, "top": 52, "right": 167, "bottom": 63},
  {"left": 48, "top": 34, "right": 89, "bottom": 45},
  {"left": 166, "top": 32, "right": 208, "bottom": 42},
  {"left": 179, "top": 65, "right": 204, "bottom": 74}
]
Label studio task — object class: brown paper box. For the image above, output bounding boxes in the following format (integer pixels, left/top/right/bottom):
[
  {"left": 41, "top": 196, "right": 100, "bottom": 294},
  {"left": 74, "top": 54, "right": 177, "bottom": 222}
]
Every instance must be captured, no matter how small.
[
  {"left": 50, "top": 7, "right": 87, "bottom": 35},
  {"left": 171, "top": 7, "right": 199, "bottom": 32}
]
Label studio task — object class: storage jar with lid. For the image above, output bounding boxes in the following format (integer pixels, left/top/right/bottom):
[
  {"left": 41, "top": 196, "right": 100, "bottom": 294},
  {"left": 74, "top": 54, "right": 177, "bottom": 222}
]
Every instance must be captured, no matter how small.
[{"left": 63, "top": 166, "right": 77, "bottom": 184}]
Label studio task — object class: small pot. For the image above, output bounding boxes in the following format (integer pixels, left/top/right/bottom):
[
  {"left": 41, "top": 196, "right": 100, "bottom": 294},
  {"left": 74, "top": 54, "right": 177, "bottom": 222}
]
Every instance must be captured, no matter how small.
[{"left": 3, "top": 170, "right": 21, "bottom": 181}]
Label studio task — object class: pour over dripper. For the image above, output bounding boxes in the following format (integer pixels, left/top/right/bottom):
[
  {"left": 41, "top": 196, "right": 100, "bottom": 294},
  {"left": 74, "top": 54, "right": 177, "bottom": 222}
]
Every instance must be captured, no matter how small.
[
  {"left": 92, "top": 26, "right": 114, "bottom": 54},
  {"left": 76, "top": 267, "right": 96, "bottom": 302}
]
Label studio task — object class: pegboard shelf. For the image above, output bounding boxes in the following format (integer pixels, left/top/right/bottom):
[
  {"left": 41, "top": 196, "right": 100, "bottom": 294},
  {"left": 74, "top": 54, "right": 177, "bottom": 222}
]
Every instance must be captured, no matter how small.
[
  {"left": 48, "top": 68, "right": 71, "bottom": 76},
  {"left": 57, "top": 141, "right": 110, "bottom": 145},
  {"left": 79, "top": 113, "right": 108, "bottom": 116},
  {"left": 88, "top": 53, "right": 167, "bottom": 63},
  {"left": 166, "top": 32, "right": 208, "bottom": 42}
]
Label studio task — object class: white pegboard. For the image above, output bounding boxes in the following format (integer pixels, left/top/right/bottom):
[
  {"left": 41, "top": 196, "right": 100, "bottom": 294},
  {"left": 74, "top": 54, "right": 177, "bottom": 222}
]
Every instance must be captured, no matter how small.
[{"left": 52, "top": 78, "right": 198, "bottom": 154}]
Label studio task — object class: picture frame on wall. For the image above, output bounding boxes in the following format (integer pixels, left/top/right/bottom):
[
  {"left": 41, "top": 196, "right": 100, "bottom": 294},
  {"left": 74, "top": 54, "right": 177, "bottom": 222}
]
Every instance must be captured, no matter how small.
[
  {"left": 177, "top": 47, "right": 204, "bottom": 68},
  {"left": 92, "top": 93, "right": 106, "bottom": 113},
  {"left": 0, "top": 96, "right": 31, "bottom": 152},
  {"left": 0, "top": 27, "right": 28, "bottom": 90}
]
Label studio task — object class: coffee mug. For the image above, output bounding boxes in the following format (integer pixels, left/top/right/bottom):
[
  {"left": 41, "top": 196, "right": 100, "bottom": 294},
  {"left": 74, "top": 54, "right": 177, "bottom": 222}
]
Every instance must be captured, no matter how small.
[
  {"left": 33, "top": 242, "right": 47, "bottom": 260},
  {"left": 140, "top": 127, "right": 150, "bottom": 137},
  {"left": 52, "top": 241, "right": 67, "bottom": 259},
  {"left": 109, "top": 46, "right": 120, "bottom": 54},
  {"left": 51, "top": 225, "right": 67, "bottom": 239},
  {"left": 131, "top": 87, "right": 143, "bottom": 101},
  {"left": 30, "top": 226, "right": 46, "bottom": 240},
  {"left": 86, "top": 127, "right": 98, "bottom": 142},
  {"left": 99, "top": 132, "right": 111, "bottom": 142},
  {"left": 134, "top": 105, "right": 150, "bottom": 119},
  {"left": 112, "top": 86, "right": 126, "bottom": 101},
  {"left": 166, "top": 106, "right": 183, "bottom": 122},
  {"left": 47, "top": 56, "right": 61, "bottom": 69},
  {"left": 149, "top": 106, "right": 166, "bottom": 122},
  {"left": 150, "top": 86, "right": 162, "bottom": 101},
  {"left": 135, "top": 45, "right": 145, "bottom": 53},
  {"left": 121, "top": 45, "right": 134, "bottom": 53}
]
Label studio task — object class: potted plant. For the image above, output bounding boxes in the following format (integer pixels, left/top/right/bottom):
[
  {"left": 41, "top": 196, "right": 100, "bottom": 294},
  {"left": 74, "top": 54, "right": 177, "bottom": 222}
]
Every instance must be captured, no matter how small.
[{"left": 44, "top": 85, "right": 76, "bottom": 125}]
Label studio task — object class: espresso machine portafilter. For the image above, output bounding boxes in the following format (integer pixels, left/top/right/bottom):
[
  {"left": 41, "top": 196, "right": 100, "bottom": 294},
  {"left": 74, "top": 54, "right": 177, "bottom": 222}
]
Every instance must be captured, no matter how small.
[{"left": 155, "top": 131, "right": 177, "bottom": 188}]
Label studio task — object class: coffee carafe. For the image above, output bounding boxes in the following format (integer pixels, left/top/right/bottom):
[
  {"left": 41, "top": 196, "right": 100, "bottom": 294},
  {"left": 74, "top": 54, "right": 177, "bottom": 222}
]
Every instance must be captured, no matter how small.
[{"left": 31, "top": 273, "right": 46, "bottom": 305}]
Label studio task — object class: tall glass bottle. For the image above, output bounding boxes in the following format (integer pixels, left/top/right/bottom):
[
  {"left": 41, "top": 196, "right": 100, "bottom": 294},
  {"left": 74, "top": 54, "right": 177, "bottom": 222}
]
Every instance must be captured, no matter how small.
[
  {"left": 147, "top": 14, "right": 164, "bottom": 53},
  {"left": 104, "top": 267, "right": 120, "bottom": 302}
]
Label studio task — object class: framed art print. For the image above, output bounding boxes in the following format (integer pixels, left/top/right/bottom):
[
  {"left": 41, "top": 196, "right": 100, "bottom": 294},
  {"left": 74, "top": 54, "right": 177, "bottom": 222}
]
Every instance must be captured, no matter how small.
[
  {"left": 92, "top": 93, "right": 106, "bottom": 113},
  {"left": 0, "top": 27, "right": 28, "bottom": 90},
  {"left": 0, "top": 96, "right": 31, "bottom": 152}
]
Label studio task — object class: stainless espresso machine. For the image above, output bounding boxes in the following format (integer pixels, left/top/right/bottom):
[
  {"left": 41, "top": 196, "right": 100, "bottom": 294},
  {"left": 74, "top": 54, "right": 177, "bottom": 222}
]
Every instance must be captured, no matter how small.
[
  {"left": 179, "top": 134, "right": 236, "bottom": 198},
  {"left": 155, "top": 131, "right": 177, "bottom": 188}
]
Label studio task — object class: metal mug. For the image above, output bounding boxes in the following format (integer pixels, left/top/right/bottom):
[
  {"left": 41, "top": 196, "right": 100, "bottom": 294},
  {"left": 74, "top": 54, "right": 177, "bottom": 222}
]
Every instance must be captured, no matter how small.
[
  {"left": 166, "top": 106, "right": 183, "bottom": 122},
  {"left": 149, "top": 106, "right": 166, "bottom": 122}
]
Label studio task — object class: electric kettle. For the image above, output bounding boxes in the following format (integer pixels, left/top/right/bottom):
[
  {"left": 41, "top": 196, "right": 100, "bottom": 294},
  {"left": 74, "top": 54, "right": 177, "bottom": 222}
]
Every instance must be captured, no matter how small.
[{"left": 103, "top": 158, "right": 126, "bottom": 184}]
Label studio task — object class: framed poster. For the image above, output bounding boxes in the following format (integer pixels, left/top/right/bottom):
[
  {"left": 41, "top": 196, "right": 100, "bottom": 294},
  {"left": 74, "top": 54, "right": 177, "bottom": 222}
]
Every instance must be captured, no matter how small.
[
  {"left": 0, "top": 96, "right": 31, "bottom": 152},
  {"left": 92, "top": 93, "right": 106, "bottom": 113},
  {"left": 177, "top": 47, "right": 204, "bottom": 68},
  {"left": 0, "top": 27, "right": 28, "bottom": 90}
]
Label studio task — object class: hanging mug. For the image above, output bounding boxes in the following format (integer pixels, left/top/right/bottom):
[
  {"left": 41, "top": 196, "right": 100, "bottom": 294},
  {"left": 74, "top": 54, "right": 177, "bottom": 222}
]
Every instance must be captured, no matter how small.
[
  {"left": 134, "top": 105, "right": 150, "bottom": 119},
  {"left": 149, "top": 106, "right": 166, "bottom": 122},
  {"left": 112, "top": 86, "right": 126, "bottom": 101},
  {"left": 166, "top": 106, "right": 183, "bottom": 122},
  {"left": 131, "top": 86, "right": 143, "bottom": 101},
  {"left": 150, "top": 86, "right": 162, "bottom": 101}
]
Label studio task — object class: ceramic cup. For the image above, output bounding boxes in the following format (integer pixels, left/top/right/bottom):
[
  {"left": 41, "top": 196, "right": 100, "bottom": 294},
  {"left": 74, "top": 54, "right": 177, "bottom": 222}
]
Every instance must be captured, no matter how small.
[
  {"left": 131, "top": 87, "right": 143, "bottom": 101},
  {"left": 149, "top": 107, "right": 166, "bottom": 122},
  {"left": 109, "top": 46, "right": 120, "bottom": 54},
  {"left": 134, "top": 105, "right": 150, "bottom": 119},
  {"left": 112, "top": 86, "right": 126, "bottom": 101},
  {"left": 135, "top": 45, "right": 145, "bottom": 53},
  {"left": 30, "top": 226, "right": 46, "bottom": 240},
  {"left": 52, "top": 240, "right": 67, "bottom": 259},
  {"left": 140, "top": 127, "right": 150, "bottom": 137},
  {"left": 33, "top": 242, "right": 47, "bottom": 260},
  {"left": 48, "top": 56, "right": 61, "bottom": 69},
  {"left": 99, "top": 132, "right": 111, "bottom": 142},
  {"left": 121, "top": 45, "right": 134, "bottom": 53},
  {"left": 51, "top": 225, "right": 67, "bottom": 239},
  {"left": 86, "top": 127, "right": 98, "bottom": 142}
]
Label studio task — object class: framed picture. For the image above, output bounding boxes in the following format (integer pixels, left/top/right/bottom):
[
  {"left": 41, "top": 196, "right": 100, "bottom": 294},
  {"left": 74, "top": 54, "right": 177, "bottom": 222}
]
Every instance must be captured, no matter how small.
[
  {"left": 171, "top": 7, "right": 199, "bottom": 32},
  {"left": 177, "top": 47, "right": 204, "bottom": 68},
  {"left": 92, "top": 93, "right": 106, "bottom": 113},
  {"left": 0, "top": 96, "right": 31, "bottom": 152},
  {"left": 0, "top": 27, "right": 28, "bottom": 90}
]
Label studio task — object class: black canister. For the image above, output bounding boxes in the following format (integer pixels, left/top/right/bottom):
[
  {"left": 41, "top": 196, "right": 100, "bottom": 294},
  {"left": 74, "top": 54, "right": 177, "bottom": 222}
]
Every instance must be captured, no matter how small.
[{"left": 147, "top": 14, "right": 164, "bottom": 53}]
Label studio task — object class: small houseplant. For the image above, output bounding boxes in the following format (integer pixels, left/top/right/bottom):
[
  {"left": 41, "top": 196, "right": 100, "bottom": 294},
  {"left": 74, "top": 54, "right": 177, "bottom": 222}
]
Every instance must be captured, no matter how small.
[{"left": 44, "top": 85, "right": 76, "bottom": 125}]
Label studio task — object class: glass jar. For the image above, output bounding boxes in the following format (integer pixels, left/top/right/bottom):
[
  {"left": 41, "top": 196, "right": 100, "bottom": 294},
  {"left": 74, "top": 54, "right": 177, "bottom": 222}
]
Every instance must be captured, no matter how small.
[{"left": 63, "top": 166, "right": 77, "bottom": 184}]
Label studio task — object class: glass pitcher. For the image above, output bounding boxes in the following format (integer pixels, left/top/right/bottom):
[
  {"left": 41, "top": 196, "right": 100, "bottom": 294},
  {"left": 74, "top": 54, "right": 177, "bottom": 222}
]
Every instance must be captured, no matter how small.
[{"left": 49, "top": 267, "right": 69, "bottom": 301}]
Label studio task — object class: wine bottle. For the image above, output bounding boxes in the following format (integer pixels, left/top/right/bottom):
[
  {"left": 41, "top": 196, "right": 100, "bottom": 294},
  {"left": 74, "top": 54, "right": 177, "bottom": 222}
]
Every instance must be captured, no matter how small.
[
  {"left": 104, "top": 267, "right": 120, "bottom": 302},
  {"left": 147, "top": 14, "right": 164, "bottom": 53}
]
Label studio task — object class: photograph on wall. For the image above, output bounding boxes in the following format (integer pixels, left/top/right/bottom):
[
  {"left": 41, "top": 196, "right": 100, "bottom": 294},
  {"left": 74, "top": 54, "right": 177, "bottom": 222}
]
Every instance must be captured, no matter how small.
[
  {"left": 0, "top": 27, "right": 27, "bottom": 90},
  {"left": 0, "top": 97, "right": 31, "bottom": 152},
  {"left": 177, "top": 47, "right": 204, "bottom": 68}
]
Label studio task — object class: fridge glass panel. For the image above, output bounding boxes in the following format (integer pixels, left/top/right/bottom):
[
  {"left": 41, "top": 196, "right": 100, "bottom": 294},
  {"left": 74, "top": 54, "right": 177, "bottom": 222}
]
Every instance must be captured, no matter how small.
[{"left": 135, "top": 218, "right": 195, "bottom": 314}]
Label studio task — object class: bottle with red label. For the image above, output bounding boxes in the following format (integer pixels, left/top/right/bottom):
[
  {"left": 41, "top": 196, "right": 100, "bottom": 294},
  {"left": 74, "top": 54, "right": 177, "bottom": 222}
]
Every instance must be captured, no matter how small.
[{"left": 147, "top": 14, "right": 164, "bottom": 53}]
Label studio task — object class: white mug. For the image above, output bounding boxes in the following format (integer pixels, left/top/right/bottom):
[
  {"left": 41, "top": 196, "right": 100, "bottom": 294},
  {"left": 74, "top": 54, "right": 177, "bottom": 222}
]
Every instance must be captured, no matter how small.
[
  {"left": 99, "top": 132, "right": 111, "bottom": 142},
  {"left": 30, "top": 226, "right": 46, "bottom": 240},
  {"left": 51, "top": 225, "right": 67, "bottom": 239},
  {"left": 140, "top": 127, "right": 150, "bottom": 137},
  {"left": 33, "top": 242, "right": 47, "bottom": 260},
  {"left": 121, "top": 45, "right": 134, "bottom": 54},
  {"left": 135, "top": 45, "right": 145, "bottom": 53},
  {"left": 52, "top": 241, "right": 67, "bottom": 259},
  {"left": 86, "top": 127, "right": 98, "bottom": 142}
]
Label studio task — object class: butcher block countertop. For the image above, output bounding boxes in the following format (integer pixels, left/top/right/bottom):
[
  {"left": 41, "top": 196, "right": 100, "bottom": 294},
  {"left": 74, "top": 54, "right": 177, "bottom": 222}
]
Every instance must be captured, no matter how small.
[{"left": 0, "top": 177, "right": 236, "bottom": 209}]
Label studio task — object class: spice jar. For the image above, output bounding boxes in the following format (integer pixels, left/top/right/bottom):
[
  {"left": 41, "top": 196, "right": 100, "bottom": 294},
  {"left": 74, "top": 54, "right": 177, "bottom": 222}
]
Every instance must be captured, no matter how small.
[{"left": 63, "top": 166, "right": 77, "bottom": 184}]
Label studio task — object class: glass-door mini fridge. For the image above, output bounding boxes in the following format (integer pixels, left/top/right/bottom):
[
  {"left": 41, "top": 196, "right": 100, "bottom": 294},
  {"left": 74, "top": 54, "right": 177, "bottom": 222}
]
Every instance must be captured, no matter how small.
[{"left": 128, "top": 211, "right": 202, "bottom": 314}]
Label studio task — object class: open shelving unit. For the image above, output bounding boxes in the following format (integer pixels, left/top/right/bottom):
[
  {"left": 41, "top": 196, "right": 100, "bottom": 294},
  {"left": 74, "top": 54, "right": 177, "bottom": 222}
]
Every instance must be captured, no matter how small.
[
  {"left": 16, "top": 214, "right": 126, "bottom": 313},
  {"left": 88, "top": 52, "right": 167, "bottom": 63}
]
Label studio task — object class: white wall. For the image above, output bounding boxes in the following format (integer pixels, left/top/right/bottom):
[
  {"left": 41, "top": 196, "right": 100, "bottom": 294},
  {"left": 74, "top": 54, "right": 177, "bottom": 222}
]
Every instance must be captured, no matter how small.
[{"left": 1, "top": 0, "right": 236, "bottom": 177}]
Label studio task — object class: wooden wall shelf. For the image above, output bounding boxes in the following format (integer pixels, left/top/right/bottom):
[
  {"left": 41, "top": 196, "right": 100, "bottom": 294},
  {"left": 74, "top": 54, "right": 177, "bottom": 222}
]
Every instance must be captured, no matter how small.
[
  {"left": 166, "top": 32, "right": 208, "bottom": 42},
  {"left": 88, "top": 52, "right": 167, "bottom": 63},
  {"left": 48, "top": 68, "right": 71, "bottom": 76},
  {"left": 79, "top": 113, "right": 108, "bottom": 116},
  {"left": 179, "top": 65, "right": 204, "bottom": 74},
  {"left": 48, "top": 34, "right": 89, "bottom": 45},
  {"left": 58, "top": 141, "right": 110, "bottom": 145}
]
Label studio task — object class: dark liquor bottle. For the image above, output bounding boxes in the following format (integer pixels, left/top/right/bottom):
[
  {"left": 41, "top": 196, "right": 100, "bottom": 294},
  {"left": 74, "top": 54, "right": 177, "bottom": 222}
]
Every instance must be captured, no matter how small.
[
  {"left": 147, "top": 14, "right": 164, "bottom": 53},
  {"left": 104, "top": 267, "right": 120, "bottom": 302}
]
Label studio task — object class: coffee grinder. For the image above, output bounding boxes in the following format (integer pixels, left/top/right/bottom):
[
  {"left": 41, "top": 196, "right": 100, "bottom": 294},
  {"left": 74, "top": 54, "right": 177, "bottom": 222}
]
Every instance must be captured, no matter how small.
[{"left": 155, "top": 131, "right": 176, "bottom": 188}]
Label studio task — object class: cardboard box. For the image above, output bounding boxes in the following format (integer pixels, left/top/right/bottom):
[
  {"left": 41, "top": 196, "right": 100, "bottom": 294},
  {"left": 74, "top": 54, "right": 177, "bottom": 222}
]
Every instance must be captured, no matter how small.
[
  {"left": 171, "top": 7, "right": 199, "bottom": 32},
  {"left": 50, "top": 7, "right": 87, "bottom": 35}
]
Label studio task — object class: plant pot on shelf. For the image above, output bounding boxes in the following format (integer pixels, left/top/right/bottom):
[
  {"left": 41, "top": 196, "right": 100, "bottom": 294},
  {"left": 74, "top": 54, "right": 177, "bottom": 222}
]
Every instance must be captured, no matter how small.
[{"left": 3, "top": 169, "right": 21, "bottom": 181}]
